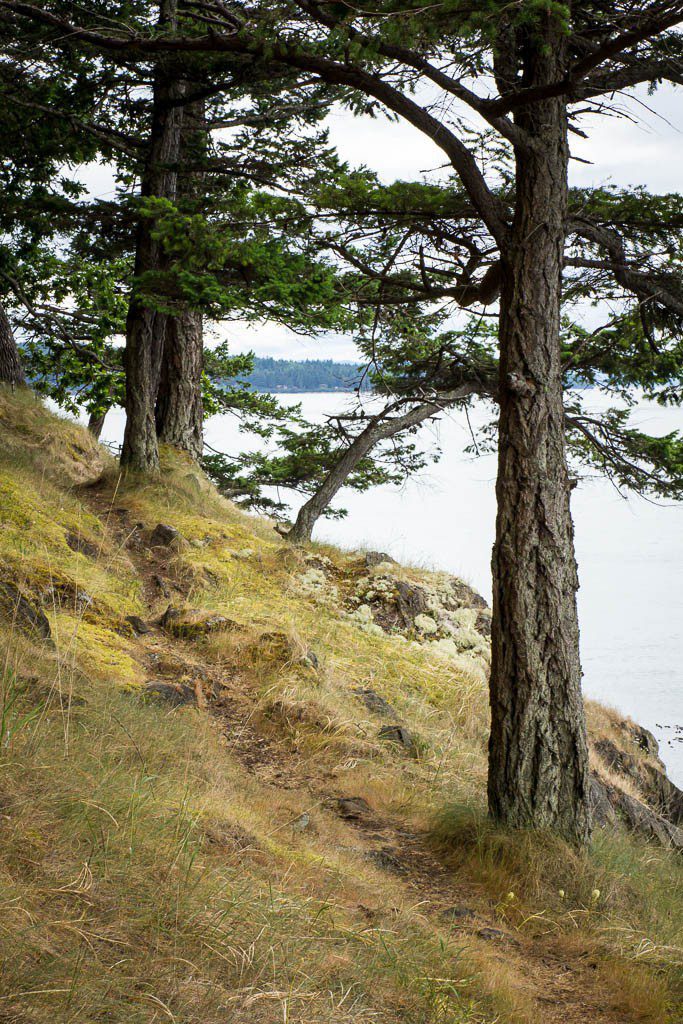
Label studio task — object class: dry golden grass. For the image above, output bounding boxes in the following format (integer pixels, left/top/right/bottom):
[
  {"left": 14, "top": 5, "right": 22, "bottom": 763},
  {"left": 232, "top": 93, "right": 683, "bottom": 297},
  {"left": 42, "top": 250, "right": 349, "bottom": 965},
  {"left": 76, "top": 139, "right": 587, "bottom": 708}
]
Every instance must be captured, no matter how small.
[{"left": 0, "top": 387, "right": 681, "bottom": 1024}]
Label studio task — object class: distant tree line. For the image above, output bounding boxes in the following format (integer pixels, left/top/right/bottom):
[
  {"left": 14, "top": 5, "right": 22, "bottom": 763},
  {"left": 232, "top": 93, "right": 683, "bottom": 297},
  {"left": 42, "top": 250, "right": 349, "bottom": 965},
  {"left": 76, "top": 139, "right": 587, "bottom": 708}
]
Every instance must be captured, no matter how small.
[{"left": 235, "top": 357, "right": 370, "bottom": 393}]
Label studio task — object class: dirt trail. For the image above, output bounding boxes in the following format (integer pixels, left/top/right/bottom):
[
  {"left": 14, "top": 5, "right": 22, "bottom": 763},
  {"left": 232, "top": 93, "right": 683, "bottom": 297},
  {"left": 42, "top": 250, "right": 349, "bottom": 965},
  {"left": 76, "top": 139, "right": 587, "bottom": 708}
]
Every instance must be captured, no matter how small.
[{"left": 87, "top": 488, "right": 629, "bottom": 1024}]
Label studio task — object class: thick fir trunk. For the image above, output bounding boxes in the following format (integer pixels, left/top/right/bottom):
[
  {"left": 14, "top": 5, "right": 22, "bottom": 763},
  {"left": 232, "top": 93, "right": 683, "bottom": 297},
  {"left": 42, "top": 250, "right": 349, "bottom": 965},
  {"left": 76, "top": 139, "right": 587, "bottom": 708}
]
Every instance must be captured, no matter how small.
[
  {"left": 488, "top": 17, "right": 590, "bottom": 845},
  {"left": 0, "top": 301, "right": 26, "bottom": 387},
  {"left": 156, "top": 308, "right": 204, "bottom": 458},
  {"left": 120, "top": 1, "right": 182, "bottom": 473},
  {"left": 155, "top": 98, "right": 205, "bottom": 460}
]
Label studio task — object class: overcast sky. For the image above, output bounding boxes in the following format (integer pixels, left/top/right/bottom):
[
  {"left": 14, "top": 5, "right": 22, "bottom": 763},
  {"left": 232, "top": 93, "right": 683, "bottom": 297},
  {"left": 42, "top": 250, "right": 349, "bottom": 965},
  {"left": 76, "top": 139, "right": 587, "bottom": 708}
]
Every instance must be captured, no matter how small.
[
  {"left": 234, "top": 83, "right": 682, "bottom": 361},
  {"left": 83, "top": 82, "right": 682, "bottom": 362}
]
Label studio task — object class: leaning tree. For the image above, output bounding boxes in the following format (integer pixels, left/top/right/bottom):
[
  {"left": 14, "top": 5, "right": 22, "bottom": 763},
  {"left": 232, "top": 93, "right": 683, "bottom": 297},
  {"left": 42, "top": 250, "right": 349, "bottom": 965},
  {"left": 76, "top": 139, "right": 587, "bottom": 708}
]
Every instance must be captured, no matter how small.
[{"left": 3, "top": 0, "right": 682, "bottom": 845}]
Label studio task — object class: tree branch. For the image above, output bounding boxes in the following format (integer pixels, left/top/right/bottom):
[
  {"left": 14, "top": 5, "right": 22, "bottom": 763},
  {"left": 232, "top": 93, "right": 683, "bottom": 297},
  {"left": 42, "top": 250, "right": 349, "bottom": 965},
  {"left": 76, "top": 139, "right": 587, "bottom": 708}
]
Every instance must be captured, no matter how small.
[{"left": 570, "top": 218, "right": 683, "bottom": 318}]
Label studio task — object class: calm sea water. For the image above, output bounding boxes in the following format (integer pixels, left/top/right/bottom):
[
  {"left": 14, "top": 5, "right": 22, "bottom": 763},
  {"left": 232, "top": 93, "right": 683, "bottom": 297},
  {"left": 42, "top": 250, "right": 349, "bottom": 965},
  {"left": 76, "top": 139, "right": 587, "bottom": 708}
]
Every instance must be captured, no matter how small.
[{"left": 99, "top": 393, "right": 683, "bottom": 786}]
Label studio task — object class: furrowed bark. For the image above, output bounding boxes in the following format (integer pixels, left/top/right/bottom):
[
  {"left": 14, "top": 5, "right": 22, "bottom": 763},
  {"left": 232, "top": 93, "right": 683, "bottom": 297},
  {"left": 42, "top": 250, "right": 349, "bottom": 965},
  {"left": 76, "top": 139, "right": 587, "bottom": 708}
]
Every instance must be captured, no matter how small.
[
  {"left": 286, "top": 386, "right": 478, "bottom": 544},
  {"left": 155, "top": 97, "right": 205, "bottom": 460},
  {"left": 488, "top": 11, "right": 591, "bottom": 845},
  {"left": 0, "top": 300, "right": 26, "bottom": 387},
  {"left": 120, "top": 0, "right": 182, "bottom": 473},
  {"left": 156, "top": 306, "right": 204, "bottom": 458}
]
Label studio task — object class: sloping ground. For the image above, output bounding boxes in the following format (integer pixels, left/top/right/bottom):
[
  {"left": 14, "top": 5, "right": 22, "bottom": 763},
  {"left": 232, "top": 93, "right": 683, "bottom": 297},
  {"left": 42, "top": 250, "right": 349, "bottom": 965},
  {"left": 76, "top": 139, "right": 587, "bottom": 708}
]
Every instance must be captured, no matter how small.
[{"left": 0, "top": 386, "right": 681, "bottom": 1024}]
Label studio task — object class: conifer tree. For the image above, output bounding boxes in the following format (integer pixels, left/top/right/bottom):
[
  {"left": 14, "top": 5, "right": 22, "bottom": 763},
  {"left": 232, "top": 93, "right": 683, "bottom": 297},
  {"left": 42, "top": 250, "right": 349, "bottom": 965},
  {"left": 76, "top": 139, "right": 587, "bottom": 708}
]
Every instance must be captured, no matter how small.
[
  {"left": 0, "top": 20, "right": 101, "bottom": 386},
  {"left": 2, "top": 0, "right": 682, "bottom": 844},
  {"left": 0, "top": 1, "right": 348, "bottom": 466}
]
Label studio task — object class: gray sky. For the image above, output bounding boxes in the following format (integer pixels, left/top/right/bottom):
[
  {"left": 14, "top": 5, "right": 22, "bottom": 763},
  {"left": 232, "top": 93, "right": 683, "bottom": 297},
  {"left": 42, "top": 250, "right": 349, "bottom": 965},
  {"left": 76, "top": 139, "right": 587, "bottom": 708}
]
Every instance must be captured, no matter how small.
[{"left": 82, "top": 83, "right": 682, "bottom": 362}]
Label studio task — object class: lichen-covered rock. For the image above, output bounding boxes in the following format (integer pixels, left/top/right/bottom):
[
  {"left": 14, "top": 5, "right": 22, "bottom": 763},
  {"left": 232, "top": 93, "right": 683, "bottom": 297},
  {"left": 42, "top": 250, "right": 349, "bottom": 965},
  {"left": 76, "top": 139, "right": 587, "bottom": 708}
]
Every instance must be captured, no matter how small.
[
  {"left": 300, "top": 567, "right": 327, "bottom": 589},
  {"left": 394, "top": 580, "right": 431, "bottom": 627},
  {"left": 159, "top": 605, "right": 236, "bottom": 638},
  {"left": 451, "top": 627, "right": 486, "bottom": 652},
  {"left": 353, "top": 603, "right": 374, "bottom": 623},
  {"left": 429, "top": 637, "right": 459, "bottom": 659},
  {"left": 297, "top": 566, "right": 340, "bottom": 605},
  {"left": 364, "top": 551, "right": 397, "bottom": 568},
  {"left": 347, "top": 563, "right": 491, "bottom": 654},
  {"left": 232, "top": 547, "right": 255, "bottom": 560},
  {"left": 414, "top": 613, "right": 438, "bottom": 635},
  {"left": 304, "top": 552, "right": 335, "bottom": 573}
]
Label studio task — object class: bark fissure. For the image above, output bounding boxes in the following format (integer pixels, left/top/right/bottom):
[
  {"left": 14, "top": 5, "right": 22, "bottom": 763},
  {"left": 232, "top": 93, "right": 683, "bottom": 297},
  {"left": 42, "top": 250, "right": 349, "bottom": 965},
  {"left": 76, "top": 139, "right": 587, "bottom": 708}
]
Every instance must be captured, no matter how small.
[
  {"left": 488, "top": 11, "right": 590, "bottom": 845},
  {"left": 155, "top": 97, "right": 206, "bottom": 460}
]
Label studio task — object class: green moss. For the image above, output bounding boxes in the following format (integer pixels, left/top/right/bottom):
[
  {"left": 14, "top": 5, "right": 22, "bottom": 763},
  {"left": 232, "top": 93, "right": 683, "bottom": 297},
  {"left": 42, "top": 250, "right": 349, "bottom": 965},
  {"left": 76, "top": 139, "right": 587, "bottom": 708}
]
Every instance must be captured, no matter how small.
[
  {"left": 0, "top": 467, "right": 142, "bottom": 622},
  {"left": 50, "top": 612, "right": 143, "bottom": 688}
]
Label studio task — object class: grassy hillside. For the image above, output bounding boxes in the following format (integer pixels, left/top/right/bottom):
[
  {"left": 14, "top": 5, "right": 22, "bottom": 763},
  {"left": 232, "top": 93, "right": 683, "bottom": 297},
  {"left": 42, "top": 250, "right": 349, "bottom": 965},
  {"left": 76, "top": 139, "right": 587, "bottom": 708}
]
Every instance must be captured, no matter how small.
[{"left": 0, "top": 386, "right": 681, "bottom": 1024}]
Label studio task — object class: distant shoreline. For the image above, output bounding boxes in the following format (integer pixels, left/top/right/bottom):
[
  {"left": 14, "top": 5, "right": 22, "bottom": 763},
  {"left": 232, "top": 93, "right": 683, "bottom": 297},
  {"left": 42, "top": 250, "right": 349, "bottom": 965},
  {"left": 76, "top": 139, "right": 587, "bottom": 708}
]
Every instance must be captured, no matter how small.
[
  {"left": 249, "top": 384, "right": 363, "bottom": 393},
  {"left": 234, "top": 357, "right": 371, "bottom": 394}
]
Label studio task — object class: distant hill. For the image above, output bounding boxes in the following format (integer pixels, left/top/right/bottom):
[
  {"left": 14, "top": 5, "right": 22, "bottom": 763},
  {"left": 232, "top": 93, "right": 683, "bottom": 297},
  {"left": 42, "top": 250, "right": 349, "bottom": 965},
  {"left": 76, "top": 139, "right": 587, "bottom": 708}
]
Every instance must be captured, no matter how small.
[{"left": 241, "top": 357, "right": 370, "bottom": 392}]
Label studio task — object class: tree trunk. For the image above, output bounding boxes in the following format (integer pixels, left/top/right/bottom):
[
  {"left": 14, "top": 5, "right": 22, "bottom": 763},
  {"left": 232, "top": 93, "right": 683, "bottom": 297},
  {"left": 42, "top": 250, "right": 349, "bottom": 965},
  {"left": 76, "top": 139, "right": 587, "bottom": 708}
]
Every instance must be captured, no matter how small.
[
  {"left": 120, "top": 0, "right": 182, "bottom": 473},
  {"left": 155, "top": 98, "right": 205, "bottom": 460},
  {"left": 488, "top": 14, "right": 591, "bottom": 845},
  {"left": 87, "top": 407, "right": 108, "bottom": 440},
  {"left": 287, "top": 427, "right": 379, "bottom": 544},
  {"left": 156, "top": 308, "right": 204, "bottom": 458},
  {"left": 0, "top": 301, "right": 26, "bottom": 387},
  {"left": 287, "top": 387, "right": 478, "bottom": 544}
]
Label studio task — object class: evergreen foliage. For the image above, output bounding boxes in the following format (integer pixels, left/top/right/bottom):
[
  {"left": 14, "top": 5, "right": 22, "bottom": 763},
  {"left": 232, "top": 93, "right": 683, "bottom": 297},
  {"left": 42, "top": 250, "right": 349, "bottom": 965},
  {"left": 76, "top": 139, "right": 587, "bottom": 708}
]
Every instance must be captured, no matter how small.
[{"left": 0, "top": 0, "right": 682, "bottom": 844}]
